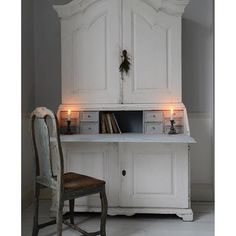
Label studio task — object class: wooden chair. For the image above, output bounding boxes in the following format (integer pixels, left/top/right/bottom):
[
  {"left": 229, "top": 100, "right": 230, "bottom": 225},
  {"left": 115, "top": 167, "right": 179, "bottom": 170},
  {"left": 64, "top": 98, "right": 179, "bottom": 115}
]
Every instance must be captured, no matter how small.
[{"left": 30, "top": 107, "right": 108, "bottom": 236}]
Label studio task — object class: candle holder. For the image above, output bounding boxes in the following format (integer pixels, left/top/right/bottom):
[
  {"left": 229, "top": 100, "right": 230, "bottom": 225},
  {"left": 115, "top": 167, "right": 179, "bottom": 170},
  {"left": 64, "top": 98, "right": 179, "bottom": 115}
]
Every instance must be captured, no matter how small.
[
  {"left": 168, "top": 120, "right": 177, "bottom": 135},
  {"left": 66, "top": 120, "right": 72, "bottom": 134}
]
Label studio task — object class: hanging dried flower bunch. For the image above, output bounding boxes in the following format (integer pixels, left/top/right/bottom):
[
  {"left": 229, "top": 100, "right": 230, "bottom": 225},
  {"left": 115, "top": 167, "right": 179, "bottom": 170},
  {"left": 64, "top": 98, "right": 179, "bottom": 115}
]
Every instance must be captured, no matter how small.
[{"left": 119, "top": 50, "right": 131, "bottom": 75}]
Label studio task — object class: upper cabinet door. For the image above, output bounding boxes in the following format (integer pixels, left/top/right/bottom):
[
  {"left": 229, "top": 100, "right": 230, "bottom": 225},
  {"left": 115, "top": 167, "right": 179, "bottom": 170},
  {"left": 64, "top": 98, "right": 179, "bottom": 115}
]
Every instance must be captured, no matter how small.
[
  {"left": 122, "top": 0, "right": 182, "bottom": 104},
  {"left": 57, "top": 0, "right": 121, "bottom": 104}
]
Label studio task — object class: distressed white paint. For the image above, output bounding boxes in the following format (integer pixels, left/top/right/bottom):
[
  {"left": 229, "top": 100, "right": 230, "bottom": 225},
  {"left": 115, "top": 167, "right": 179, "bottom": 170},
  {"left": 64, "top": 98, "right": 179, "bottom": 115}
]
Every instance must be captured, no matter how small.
[
  {"left": 63, "top": 143, "right": 119, "bottom": 207},
  {"left": 122, "top": 0, "right": 182, "bottom": 103},
  {"left": 53, "top": 0, "right": 189, "bottom": 105},
  {"left": 58, "top": 102, "right": 188, "bottom": 111},
  {"left": 60, "top": 133, "right": 195, "bottom": 143},
  {"left": 57, "top": 141, "right": 193, "bottom": 221},
  {"left": 52, "top": 0, "right": 194, "bottom": 221},
  {"left": 119, "top": 143, "right": 189, "bottom": 208},
  {"left": 56, "top": 0, "right": 120, "bottom": 104}
]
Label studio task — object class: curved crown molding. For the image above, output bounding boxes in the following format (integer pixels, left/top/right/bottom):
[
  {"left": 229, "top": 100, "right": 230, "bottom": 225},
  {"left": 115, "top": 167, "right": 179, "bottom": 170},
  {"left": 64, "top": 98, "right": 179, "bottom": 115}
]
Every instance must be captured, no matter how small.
[
  {"left": 161, "top": 0, "right": 190, "bottom": 16},
  {"left": 142, "top": 0, "right": 190, "bottom": 16},
  {"left": 53, "top": 0, "right": 190, "bottom": 18},
  {"left": 53, "top": 0, "right": 100, "bottom": 18}
]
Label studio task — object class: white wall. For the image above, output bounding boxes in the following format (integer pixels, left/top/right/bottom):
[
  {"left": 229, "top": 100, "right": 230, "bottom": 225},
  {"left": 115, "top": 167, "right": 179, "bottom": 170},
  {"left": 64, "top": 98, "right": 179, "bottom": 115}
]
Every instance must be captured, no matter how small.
[
  {"left": 34, "top": 0, "right": 68, "bottom": 112},
  {"left": 183, "top": 0, "right": 214, "bottom": 114},
  {"left": 182, "top": 0, "right": 214, "bottom": 201},
  {"left": 22, "top": 0, "right": 35, "bottom": 208}
]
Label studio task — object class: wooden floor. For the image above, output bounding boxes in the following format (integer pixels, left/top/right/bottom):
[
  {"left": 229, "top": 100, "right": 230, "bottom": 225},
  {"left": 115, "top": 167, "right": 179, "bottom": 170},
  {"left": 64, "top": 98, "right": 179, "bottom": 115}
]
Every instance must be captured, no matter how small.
[{"left": 22, "top": 201, "right": 214, "bottom": 236}]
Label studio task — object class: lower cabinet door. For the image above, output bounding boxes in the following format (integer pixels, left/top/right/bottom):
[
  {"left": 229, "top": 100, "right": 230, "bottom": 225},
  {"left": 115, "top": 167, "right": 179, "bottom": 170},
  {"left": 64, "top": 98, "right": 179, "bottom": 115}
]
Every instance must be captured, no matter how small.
[
  {"left": 119, "top": 143, "right": 189, "bottom": 208},
  {"left": 62, "top": 142, "right": 119, "bottom": 208}
]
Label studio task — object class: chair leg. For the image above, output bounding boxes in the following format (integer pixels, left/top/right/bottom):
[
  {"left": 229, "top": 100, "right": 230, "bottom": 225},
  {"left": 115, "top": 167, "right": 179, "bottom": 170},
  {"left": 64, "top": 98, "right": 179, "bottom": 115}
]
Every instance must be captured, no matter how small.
[
  {"left": 69, "top": 199, "right": 75, "bottom": 224},
  {"left": 100, "top": 188, "right": 108, "bottom": 236},
  {"left": 56, "top": 197, "right": 63, "bottom": 236},
  {"left": 32, "top": 183, "right": 40, "bottom": 236}
]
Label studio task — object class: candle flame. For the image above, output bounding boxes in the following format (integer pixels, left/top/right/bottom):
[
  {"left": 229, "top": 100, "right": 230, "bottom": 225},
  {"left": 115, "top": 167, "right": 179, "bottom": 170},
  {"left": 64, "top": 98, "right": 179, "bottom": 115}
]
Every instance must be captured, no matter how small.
[{"left": 68, "top": 109, "right": 71, "bottom": 115}]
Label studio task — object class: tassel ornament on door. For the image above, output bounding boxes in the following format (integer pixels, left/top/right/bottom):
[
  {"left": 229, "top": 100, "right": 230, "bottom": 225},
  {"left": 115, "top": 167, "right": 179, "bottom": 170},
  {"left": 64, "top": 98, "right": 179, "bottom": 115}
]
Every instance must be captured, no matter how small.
[{"left": 119, "top": 50, "right": 131, "bottom": 77}]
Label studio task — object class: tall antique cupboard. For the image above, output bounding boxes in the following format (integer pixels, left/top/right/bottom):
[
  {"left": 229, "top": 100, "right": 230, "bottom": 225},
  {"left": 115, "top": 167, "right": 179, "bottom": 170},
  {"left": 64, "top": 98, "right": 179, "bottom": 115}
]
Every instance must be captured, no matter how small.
[{"left": 53, "top": 0, "right": 195, "bottom": 221}]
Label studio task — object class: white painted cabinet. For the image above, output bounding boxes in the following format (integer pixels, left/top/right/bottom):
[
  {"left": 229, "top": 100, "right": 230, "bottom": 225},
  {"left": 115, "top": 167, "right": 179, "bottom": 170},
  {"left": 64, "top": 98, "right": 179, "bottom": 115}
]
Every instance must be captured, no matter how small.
[
  {"left": 119, "top": 143, "right": 189, "bottom": 208},
  {"left": 62, "top": 143, "right": 119, "bottom": 208},
  {"left": 55, "top": 0, "right": 121, "bottom": 104},
  {"left": 59, "top": 139, "right": 194, "bottom": 221},
  {"left": 53, "top": 0, "right": 193, "bottom": 222},
  {"left": 122, "top": 0, "right": 181, "bottom": 103},
  {"left": 54, "top": 0, "right": 187, "bottom": 105}
]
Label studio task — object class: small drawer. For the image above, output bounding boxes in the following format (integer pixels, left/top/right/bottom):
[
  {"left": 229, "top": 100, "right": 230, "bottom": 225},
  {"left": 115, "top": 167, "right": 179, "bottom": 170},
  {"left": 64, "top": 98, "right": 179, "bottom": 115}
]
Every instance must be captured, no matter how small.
[
  {"left": 80, "top": 111, "right": 99, "bottom": 122},
  {"left": 144, "top": 111, "right": 163, "bottom": 122},
  {"left": 144, "top": 123, "right": 163, "bottom": 134},
  {"left": 80, "top": 122, "right": 99, "bottom": 134}
]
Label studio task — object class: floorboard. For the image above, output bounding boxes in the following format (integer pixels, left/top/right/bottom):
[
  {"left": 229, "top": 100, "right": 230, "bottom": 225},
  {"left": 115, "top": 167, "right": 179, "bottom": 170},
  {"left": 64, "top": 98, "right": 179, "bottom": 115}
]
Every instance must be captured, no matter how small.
[{"left": 22, "top": 201, "right": 214, "bottom": 236}]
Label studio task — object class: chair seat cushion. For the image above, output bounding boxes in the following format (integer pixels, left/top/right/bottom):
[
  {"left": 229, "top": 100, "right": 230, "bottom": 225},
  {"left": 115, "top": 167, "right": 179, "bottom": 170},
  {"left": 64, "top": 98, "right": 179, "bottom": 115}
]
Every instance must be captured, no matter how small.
[{"left": 64, "top": 172, "right": 105, "bottom": 191}]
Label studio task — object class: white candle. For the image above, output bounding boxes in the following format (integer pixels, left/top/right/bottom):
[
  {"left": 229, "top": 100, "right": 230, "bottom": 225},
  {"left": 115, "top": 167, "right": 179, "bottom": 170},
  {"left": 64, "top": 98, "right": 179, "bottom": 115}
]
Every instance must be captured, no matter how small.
[
  {"left": 170, "top": 108, "right": 173, "bottom": 120},
  {"left": 67, "top": 109, "right": 71, "bottom": 121}
]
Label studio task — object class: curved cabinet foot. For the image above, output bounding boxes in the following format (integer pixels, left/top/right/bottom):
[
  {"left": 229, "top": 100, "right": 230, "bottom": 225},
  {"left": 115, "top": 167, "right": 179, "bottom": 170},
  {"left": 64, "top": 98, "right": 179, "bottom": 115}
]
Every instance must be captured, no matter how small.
[{"left": 177, "top": 210, "right": 193, "bottom": 222}]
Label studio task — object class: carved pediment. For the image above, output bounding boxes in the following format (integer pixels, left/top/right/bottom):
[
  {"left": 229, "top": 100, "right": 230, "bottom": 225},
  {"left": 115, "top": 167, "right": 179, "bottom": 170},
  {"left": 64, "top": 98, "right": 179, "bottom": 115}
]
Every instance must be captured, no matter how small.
[
  {"left": 143, "top": 0, "right": 190, "bottom": 16},
  {"left": 53, "top": 0, "right": 190, "bottom": 18},
  {"left": 161, "top": 0, "right": 190, "bottom": 16},
  {"left": 53, "top": 0, "right": 99, "bottom": 18}
]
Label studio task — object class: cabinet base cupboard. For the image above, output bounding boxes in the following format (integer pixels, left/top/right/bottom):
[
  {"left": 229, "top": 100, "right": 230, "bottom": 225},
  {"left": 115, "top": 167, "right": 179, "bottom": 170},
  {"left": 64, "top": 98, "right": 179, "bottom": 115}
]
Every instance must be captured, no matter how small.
[
  {"left": 52, "top": 0, "right": 194, "bottom": 222},
  {"left": 50, "top": 139, "right": 194, "bottom": 222}
]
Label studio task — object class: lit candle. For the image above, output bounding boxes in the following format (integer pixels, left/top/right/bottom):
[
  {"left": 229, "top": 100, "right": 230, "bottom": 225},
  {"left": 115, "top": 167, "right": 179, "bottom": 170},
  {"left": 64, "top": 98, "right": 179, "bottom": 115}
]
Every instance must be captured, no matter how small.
[
  {"left": 170, "top": 108, "right": 174, "bottom": 120},
  {"left": 67, "top": 109, "right": 71, "bottom": 121}
]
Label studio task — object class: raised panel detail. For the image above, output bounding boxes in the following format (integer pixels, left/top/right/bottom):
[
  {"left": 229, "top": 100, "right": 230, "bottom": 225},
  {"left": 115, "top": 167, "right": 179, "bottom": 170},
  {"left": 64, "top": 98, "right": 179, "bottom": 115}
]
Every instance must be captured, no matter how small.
[
  {"left": 62, "top": 143, "right": 119, "bottom": 207},
  {"left": 133, "top": 153, "right": 174, "bottom": 195},
  {"left": 59, "top": 0, "right": 120, "bottom": 104},
  {"left": 73, "top": 14, "right": 107, "bottom": 91},
  {"left": 66, "top": 151, "right": 105, "bottom": 178},
  {"left": 133, "top": 13, "right": 169, "bottom": 91},
  {"left": 120, "top": 143, "right": 188, "bottom": 208},
  {"left": 123, "top": 0, "right": 181, "bottom": 103}
]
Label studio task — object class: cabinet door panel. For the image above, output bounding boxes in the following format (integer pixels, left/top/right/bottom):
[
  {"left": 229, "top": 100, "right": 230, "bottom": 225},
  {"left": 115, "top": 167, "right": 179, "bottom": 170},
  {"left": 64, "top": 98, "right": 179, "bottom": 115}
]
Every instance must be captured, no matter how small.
[
  {"left": 122, "top": 0, "right": 181, "bottom": 103},
  {"left": 119, "top": 143, "right": 189, "bottom": 208},
  {"left": 62, "top": 143, "right": 119, "bottom": 207},
  {"left": 73, "top": 15, "right": 107, "bottom": 91},
  {"left": 61, "top": 0, "right": 120, "bottom": 104}
]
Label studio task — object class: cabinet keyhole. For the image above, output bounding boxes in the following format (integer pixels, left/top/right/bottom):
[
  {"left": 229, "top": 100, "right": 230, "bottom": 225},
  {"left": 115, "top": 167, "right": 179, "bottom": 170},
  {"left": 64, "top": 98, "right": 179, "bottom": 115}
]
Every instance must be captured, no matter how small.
[{"left": 122, "top": 170, "right": 126, "bottom": 176}]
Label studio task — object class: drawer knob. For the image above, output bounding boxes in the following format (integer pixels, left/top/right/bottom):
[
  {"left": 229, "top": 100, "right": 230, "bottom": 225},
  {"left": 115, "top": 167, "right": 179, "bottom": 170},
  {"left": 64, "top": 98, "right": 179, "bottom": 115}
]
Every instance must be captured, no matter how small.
[
  {"left": 152, "top": 127, "right": 156, "bottom": 130},
  {"left": 122, "top": 170, "right": 126, "bottom": 176},
  {"left": 153, "top": 115, "right": 156, "bottom": 118},
  {"left": 88, "top": 115, "right": 91, "bottom": 118},
  {"left": 88, "top": 127, "right": 91, "bottom": 130}
]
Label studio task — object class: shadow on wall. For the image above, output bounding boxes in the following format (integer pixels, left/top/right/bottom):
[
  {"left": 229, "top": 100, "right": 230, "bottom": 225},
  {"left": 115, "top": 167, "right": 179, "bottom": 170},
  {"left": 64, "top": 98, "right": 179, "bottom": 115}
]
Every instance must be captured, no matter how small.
[
  {"left": 182, "top": 18, "right": 213, "bottom": 114},
  {"left": 34, "top": 0, "right": 65, "bottom": 112}
]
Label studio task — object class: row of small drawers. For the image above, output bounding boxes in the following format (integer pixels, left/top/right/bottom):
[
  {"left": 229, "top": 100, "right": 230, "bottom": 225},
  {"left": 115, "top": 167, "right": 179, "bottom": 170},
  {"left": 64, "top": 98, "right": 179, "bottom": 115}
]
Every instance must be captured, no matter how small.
[
  {"left": 144, "top": 123, "right": 183, "bottom": 134},
  {"left": 61, "top": 110, "right": 184, "bottom": 134},
  {"left": 144, "top": 110, "right": 183, "bottom": 122},
  {"left": 79, "top": 111, "right": 99, "bottom": 134},
  {"left": 143, "top": 111, "right": 183, "bottom": 134}
]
